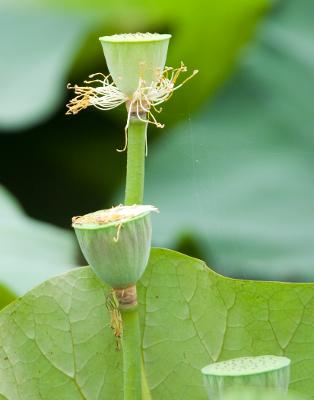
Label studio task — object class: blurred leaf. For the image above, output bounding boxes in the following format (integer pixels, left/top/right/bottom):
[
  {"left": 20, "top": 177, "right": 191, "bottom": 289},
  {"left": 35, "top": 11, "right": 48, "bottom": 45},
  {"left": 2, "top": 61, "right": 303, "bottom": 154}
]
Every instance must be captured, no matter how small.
[
  {"left": 145, "top": 0, "right": 314, "bottom": 281},
  {"left": 0, "top": 285, "right": 15, "bottom": 311},
  {"left": 0, "top": 0, "right": 266, "bottom": 130},
  {"left": 0, "top": 8, "right": 93, "bottom": 130},
  {"left": 0, "top": 185, "right": 77, "bottom": 295},
  {"left": 1, "top": 248, "right": 314, "bottom": 398}
]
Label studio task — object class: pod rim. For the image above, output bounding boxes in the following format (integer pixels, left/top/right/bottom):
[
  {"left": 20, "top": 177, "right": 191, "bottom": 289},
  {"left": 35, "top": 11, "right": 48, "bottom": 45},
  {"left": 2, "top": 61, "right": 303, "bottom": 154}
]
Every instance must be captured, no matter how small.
[
  {"left": 99, "top": 32, "right": 171, "bottom": 44},
  {"left": 72, "top": 204, "right": 158, "bottom": 230}
]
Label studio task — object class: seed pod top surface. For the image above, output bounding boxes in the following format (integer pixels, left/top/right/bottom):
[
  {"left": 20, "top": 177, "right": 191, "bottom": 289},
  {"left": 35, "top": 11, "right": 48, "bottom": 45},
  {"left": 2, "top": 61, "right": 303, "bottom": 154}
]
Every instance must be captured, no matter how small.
[
  {"left": 99, "top": 32, "right": 171, "bottom": 95},
  {"left": 201, "top": 355, "right": 291, "bottom": 377},
  {"left": 72, "top": 204, "right": 157, "bottom": 229}
]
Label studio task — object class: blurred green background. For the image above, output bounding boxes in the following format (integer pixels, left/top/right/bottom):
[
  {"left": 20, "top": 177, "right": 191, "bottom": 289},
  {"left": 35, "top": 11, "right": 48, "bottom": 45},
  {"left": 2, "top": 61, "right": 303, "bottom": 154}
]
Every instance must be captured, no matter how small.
[{"left": 1, "top": 0, "right": 314, "bottom": 301}]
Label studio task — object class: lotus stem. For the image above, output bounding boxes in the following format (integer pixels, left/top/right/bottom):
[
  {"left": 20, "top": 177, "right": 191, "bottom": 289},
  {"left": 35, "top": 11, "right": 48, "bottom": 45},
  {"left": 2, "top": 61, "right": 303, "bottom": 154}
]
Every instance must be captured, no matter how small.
[
  {"left": 124, "top": 117, "right": 147, "bottom": 206},
  {"left": 121, "top": 306, "right": 142, "bottom": 400},
  {"left": 120, "top": 112, "right": 148, "bottom": 399}
]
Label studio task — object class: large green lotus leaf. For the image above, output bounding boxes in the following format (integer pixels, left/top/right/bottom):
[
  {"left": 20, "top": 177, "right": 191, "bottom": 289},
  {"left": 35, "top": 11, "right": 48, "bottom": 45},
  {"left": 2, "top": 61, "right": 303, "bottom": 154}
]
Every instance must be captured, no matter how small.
[
  {"left": 0, "top": 0, "right": 266, "bottom": 130},
  {"left": 0, "top": 185, "right": 77, "bottom": 296},
  {"left": 144, "top": 0, "right": 314, "bottom": 281},
  {"left": 1, "top": 248, "right": 314, "bottom": 399}
]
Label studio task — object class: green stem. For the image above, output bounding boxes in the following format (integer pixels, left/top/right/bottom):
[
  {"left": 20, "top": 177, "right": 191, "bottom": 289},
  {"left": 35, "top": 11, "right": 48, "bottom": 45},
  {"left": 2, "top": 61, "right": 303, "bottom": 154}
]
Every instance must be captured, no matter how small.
[
  {"left": 141, "top": 358, "right": 152, "bottom": 400},
  {"left": 124, "top": 118, "right": 147, "bottom": 205},
  {"left": 121, "top": 116, "right": 148, "bottom": 400},
  {"left": 121, "top": 307, "right": 142, "bottom": 400}
]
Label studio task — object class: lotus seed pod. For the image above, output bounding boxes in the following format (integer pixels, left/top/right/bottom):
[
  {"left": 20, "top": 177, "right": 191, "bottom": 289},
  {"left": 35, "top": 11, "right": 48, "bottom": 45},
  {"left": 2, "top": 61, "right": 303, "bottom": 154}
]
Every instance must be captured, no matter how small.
[
  {"left": 201, "top": 355, "right": 291, "bottom": 400},
  {"left": 222, "top": 387, "right": 303, "bottom": 400},
  {"left": 99, "top": 33, "right": 171, "bottom": 96},
  {"left": 72, "top": 205, "right": 158, "bottom": 288}
]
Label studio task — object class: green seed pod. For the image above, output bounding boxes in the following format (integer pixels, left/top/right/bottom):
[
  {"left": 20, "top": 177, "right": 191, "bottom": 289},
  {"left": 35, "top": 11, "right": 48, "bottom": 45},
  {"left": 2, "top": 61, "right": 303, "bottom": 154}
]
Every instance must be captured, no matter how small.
[
  {"left": 72, "top": 205, "right": 158, "bottom": 289},
  {"left": 222, "top": 387, "right": 304, "bottom": 400},
  {"left": 99, "top": 33, "right": 171, "bottom": 96},
  {"left": 201, "top": 355, "right": 291, "bottom": 400}
]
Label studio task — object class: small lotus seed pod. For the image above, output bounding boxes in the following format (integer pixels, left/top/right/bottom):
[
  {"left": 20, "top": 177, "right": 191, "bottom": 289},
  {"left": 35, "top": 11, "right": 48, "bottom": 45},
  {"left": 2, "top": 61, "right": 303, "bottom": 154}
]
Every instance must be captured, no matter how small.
[
  {"left": 223, "top": 387, "right": 303, "bottom": 400},
  {"left": 201, "top": 355, "right": 291, "bottom": 400},
  {"left": 99, "top": 33, "right": 171, "bottom": 96},
  {"left": 72, "top": 204, "right": 158, "bottom": 289}
]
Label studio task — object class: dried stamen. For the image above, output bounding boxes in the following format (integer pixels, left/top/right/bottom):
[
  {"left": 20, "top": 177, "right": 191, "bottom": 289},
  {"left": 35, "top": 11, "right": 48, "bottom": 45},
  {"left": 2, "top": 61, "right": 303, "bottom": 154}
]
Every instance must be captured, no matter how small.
[
  {"left": 105, "top": 285, "right": 138, "bottom": 350},
  {"left": 106, "top": 290, "right": 123, "bottom": 351},
  {"left": 66, "top": 63, "right": 198, "bottom": 151},
  {"left": 113, "top": 222, "right": 123, "bottom": 242}
]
